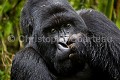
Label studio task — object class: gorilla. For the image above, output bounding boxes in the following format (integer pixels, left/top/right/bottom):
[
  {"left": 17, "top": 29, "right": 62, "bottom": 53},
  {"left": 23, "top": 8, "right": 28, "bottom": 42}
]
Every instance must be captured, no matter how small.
[{"left": 11, "top": 0, "right": 120, "bottom": 80}]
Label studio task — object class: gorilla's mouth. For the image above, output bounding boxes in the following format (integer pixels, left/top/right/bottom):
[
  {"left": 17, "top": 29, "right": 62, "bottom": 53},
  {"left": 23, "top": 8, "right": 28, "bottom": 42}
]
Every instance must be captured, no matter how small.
[
  {"left": 56, "top": 39, "right": 79, "bottom": 62},
  {"left": 55, "top": 33, "right": 85, "bottom": 61},
  {"left": 54, "top": 34, "right": 86, "bottom": 76}
]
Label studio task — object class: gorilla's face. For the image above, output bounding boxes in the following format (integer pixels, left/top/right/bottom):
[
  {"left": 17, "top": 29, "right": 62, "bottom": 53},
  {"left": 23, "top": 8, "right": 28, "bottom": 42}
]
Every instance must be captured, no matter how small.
[
  {"left": 35, "top": 11, "right": 87, "bottom": 76},
  {"left": 22, "top": 0, "right": 88, "bottom": 76}
]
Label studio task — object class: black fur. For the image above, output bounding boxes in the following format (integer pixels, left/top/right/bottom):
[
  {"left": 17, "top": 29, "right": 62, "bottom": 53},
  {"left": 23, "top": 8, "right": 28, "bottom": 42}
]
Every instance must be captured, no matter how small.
[{"left": 11, "top": 0, "right": 120, "bottom": 80}]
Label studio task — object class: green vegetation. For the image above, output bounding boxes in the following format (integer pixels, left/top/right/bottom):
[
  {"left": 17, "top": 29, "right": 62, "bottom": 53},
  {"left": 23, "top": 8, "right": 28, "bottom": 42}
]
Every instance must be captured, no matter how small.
[{"left": 0, "top": 0, "right": 120, "bottom": 80}]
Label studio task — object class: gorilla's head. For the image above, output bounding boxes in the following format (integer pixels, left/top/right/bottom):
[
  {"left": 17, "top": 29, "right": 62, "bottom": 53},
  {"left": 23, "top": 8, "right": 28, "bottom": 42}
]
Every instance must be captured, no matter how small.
[{"left": 21, "top": 0, "right": 88, "bottom": 76}]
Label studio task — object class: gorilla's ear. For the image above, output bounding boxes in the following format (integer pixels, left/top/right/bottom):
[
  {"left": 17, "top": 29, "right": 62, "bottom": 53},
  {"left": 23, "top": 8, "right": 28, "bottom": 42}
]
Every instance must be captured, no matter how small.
[{"left": 20, "top": 6, "right": 34, "bottom": 37}]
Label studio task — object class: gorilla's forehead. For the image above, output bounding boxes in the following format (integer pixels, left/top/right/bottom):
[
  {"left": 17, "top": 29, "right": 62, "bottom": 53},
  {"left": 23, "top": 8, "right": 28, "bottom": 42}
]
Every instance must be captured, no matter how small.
[
  {"left": 26, "top": 0, "right": 71, "bottom": 9},
  {"left": 23, "top": 0, "right": 87, "bottom": 31},
  {"left": 30, "top": 9, "right": 84, "bottom": 27},
  {"left": 24, "top": 0, "right": 79, "bottom": 21}
]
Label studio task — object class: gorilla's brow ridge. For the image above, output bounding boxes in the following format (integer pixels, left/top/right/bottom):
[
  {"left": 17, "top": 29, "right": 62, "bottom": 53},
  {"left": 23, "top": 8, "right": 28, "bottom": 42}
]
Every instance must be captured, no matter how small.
[{"left": 41, "top": 12, "right": 78, "bottom": 29}]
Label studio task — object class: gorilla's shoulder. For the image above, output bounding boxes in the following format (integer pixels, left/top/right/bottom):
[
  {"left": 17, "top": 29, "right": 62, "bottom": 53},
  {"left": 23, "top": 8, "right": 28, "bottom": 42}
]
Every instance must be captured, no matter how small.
[
  {"left": 13, "top": 47, "right": 38, "bottom": 62},
  {"left": 77, "top": 9, "right": 120, "bottom": 36}
]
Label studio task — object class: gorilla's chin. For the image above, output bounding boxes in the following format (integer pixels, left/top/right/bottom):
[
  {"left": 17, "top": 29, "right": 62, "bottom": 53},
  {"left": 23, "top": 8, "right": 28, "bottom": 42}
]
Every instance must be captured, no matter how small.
[
  {"left": 54, "top": 58, "right": 86, "bottom": 76},
  {"left": 54, "top": 43, "right": 86, "bottom": 76}
]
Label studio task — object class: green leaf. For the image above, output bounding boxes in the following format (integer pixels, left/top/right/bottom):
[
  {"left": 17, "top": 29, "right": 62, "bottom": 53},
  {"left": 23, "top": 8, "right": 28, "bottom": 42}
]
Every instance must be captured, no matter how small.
[
  {"left": 0, "top": 6, "right": 3, "bottom": 16},
  {"left": 0, "top": 25, "right": 2, "bottom": 31},
  {"left": 3, "top": 1, "right": 12, "bottom": 14},
  {"left": 4, "top": 21, "right": 13, "bottom": 37},
  {"left": 116, "top": 19, "right": 120, "bottom": 29}
]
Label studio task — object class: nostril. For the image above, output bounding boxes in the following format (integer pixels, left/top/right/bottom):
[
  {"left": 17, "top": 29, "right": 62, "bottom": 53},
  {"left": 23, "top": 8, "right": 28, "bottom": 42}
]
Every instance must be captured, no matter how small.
[{"left": 58, "top": 42, "right": 68, "bottom": 48}]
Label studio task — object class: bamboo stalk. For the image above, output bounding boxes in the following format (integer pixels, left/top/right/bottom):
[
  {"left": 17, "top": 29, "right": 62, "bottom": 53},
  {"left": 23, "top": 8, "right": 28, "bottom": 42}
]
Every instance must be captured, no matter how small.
[
  {"left": 115, "top": 0, "right": 120, "bottom": 28},
  {"left": 105, "top": 0, "right": 114, "bottom": 19}
]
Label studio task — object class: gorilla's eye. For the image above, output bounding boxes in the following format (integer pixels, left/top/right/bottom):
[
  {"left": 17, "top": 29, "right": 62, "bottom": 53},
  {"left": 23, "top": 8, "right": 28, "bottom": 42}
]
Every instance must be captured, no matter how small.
[
  {"left": 51, "top": 28, "right": 56, "bottom": 33},
  {"left": 66, "top": 24, "right": 72, "bottom": 28}
]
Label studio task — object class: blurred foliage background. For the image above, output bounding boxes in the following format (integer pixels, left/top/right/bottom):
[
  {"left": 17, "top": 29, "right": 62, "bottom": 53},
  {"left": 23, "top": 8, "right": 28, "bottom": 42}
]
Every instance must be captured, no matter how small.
[{"left": 0, "top": 0, "right": 120, "bottom": 80}]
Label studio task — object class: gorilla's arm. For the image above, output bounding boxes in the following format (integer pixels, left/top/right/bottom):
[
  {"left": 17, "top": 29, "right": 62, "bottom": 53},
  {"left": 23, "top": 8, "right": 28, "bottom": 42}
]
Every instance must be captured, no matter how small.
[
  {"left": 78, "top": 9, "right": 120, "bottom": 80},
  {"left": 11, "top": 47, "right": 55, "bottom": 80}
]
